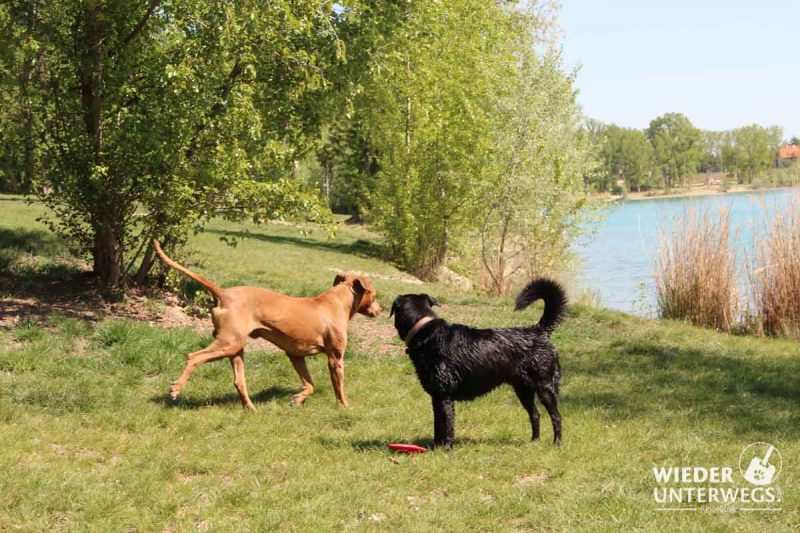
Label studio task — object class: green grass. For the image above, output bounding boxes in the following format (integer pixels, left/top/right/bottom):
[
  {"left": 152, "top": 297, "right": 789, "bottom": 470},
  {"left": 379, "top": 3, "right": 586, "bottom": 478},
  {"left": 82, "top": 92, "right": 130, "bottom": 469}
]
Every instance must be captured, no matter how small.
[
  {"left": 0, "top": 195, "right": 83, "bottom": 283},
  {"left": 1, "top": 195, "right": 798, "bottom": 531}
]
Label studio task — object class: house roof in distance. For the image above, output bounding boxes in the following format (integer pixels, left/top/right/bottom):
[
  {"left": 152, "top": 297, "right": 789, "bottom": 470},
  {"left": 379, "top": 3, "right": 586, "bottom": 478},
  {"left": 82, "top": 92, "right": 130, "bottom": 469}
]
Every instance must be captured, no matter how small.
[{"left": 778, "top": 145, "right": 800, "bottom": 159}]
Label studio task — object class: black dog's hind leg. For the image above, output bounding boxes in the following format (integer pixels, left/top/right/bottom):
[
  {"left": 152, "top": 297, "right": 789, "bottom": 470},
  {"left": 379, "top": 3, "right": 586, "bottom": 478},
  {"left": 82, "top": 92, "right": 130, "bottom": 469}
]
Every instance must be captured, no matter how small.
[
  {"left": 432, "top": 396, "right": 455, "bottom": 448},
  {"left": 536, "top": 382, "right": 562, "bottom": 445},
  {"left": 514, "top": 384, "right": 540, "bottom": 441}
]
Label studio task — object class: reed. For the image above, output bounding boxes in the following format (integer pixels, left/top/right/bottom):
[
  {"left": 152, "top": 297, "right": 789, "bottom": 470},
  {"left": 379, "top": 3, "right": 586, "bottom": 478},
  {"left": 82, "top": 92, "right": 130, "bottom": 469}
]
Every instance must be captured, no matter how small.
[
  {"left": 654, "top": 209, "right": 737, "bottom": 331},
  {"left": 749, "top": 193, "right": 800, "bottom": 338}
]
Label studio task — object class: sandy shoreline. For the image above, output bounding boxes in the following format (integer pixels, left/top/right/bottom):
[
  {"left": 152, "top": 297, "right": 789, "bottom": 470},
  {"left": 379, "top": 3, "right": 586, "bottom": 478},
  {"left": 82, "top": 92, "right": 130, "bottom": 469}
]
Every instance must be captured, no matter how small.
[{"left": 596, "top": 184, "right": 797, "bottom": 203}]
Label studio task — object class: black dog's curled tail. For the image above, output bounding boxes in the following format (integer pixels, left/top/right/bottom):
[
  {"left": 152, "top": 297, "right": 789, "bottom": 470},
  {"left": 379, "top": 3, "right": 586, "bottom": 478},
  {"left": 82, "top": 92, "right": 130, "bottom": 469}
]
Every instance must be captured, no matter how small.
[{"left": 514, "top": 278, "right": 568, "bottom": 333}]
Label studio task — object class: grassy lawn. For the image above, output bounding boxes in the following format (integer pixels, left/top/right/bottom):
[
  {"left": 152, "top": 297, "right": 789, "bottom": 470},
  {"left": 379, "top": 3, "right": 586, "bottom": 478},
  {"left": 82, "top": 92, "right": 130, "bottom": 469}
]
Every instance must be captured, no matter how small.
[{"left": 1, "top": 195, "right": 798, "bottom": 531}]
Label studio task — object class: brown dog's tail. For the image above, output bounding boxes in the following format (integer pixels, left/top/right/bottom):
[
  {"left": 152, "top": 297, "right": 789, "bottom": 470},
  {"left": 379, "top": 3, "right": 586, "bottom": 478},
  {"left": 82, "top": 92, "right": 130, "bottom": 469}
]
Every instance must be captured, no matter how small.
[{"left": 152, "top": 239, "right": 225, "bottom": 303}]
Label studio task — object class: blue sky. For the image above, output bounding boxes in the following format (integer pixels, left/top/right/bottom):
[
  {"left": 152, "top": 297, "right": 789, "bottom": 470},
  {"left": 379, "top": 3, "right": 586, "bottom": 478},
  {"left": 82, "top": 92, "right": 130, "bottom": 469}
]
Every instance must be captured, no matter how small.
[{"left": 560, "top": 0, "right": 800, "bottom": 139}]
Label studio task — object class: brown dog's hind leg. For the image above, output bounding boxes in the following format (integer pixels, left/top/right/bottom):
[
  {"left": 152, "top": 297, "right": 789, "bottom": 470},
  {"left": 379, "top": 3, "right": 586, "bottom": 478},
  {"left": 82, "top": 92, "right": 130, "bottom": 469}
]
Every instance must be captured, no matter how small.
[
  {"left": 170, "top": 338, "right": 244, "bottom": 400},
  {"left": 288, "top": 355, "right": 314, "bottom": 406},
  {"left": 326, "top": 349, "right": 348, "bottom": 407},
  {"left": 230, "top": 351, "right": 256, "bottom": 411}
]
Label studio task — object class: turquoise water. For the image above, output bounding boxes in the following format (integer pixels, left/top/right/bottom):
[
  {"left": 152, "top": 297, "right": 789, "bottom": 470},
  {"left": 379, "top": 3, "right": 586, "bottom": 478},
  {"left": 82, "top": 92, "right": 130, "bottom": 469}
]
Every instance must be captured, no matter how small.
[{"left": 574, "top": 188, "right": 797, "bottom": 316}]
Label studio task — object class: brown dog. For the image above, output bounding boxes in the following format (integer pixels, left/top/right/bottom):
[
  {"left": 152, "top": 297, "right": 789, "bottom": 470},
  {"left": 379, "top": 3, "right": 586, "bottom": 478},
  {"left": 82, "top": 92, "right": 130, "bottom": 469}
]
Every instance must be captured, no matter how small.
[{"left": 152, "top": 240, "right": 380, "bottom": 410}]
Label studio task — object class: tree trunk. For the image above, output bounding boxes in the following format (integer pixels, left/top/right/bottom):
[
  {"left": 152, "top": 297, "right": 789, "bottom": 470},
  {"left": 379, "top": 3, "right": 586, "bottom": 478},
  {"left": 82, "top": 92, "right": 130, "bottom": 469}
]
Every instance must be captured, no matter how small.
[
  {"left": 420, "top": 178, "right": 449, "bottom": 281},
  {"left": 493, "top": 213, "right": 511, "bottom": 295},
  {"left": 133, "top": 241, "right": 156, "bottom": 286},
  {"left": 93, "top": 224, "right": 122, "bottom": 297},
  {"left": 18, "top": 2, "right": 40, "bottom": 194},
  {"left": 21, "top": 57, "right": 34, "bottom": 193},
  {"left": 80, "top": 2, "right": 123, "bottom": 296},
  {"left": 430, "top": 218, "right": 448, "bottom": 280},
  {"left": 81, "top": 1, "right": 104, "bottom": 157}
]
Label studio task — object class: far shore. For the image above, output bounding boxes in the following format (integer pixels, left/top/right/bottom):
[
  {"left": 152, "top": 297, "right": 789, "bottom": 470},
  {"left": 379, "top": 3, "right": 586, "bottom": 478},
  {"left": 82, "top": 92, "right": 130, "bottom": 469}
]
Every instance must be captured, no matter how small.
[{"left": 594, "top": 183, "right": 797, "bottom": 203}]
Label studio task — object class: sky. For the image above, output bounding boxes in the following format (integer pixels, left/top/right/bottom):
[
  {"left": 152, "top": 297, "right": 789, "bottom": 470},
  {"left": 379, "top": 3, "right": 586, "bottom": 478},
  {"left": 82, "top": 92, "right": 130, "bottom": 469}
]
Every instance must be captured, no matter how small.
[{"left": 559, "top": 0, "right": 800, "bottom": 139}]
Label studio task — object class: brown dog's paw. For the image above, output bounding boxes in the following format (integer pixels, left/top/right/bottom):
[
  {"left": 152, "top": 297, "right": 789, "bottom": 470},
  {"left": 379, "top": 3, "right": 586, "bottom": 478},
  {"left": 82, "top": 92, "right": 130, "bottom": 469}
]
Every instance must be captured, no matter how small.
[
  {"left": 169, "top": 382, "right": 182, "bottom": 400},
  {"left": 289, "top": 394, "right": 306, "bottom": 406}
]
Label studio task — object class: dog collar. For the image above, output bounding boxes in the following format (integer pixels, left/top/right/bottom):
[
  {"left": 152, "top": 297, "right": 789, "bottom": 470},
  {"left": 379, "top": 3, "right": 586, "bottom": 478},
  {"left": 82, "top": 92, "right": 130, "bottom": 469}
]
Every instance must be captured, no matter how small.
[
  {"left": 338, "top": 282, "right": 359, "bottom": 317},
  {"left": 404, "top": 316, "right": 435, "bottom": 345}
]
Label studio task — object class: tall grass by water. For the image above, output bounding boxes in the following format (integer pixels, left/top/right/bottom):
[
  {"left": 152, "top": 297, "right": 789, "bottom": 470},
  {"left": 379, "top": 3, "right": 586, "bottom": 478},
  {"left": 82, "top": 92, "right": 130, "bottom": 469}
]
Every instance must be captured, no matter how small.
[
  {"left": 653, "top": 194, "right": 800, "bottom": 339},
  {"left": 750, "top": 193, "right": 800, "bottom": 338},
  {"left": 654, "top": 209, "right": 737, "bottom": 331}
]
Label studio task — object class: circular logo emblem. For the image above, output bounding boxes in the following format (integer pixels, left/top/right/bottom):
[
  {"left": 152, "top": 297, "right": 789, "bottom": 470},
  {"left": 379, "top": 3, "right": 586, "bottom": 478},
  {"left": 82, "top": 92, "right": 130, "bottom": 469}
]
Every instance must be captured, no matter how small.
[{"left": 739, "top": 442, "right": 782, "bottom": 486}]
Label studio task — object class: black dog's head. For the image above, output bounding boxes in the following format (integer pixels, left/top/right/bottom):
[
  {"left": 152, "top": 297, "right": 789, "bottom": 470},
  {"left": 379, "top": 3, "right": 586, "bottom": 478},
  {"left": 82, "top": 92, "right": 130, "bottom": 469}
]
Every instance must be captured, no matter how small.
[{"left": 390, "top": 294, "right": 439, "bottom": 341}]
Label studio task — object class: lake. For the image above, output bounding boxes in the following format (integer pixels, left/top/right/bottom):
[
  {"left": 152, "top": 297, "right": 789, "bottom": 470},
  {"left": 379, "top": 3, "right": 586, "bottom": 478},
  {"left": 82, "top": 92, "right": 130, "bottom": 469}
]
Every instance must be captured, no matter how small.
[{"left": 574, "top": 188, "right": 797, "bottom": 316}]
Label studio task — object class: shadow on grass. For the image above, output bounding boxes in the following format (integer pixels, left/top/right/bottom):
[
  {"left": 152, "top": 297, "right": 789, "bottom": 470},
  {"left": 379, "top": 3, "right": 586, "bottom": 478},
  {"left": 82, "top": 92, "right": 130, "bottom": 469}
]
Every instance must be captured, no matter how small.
[
  {"left": 204, "top": 228, "right": 385, "bottom": 260},
  {"left": 0, "top": 227, "right": 83, "bottom": 275},
  {"left": 564, "top": 337, "right": 800, "bottom": 435},
  {"left": 0, "top": 227, "right": 97, "bottom": 325},
  {"left": 0, "top": 227, "right": 58, "bottom": 251},
  {"left": 320, "top": 434, "right": 540, "bottom": 452},
  {"left": 0, "top": 196, "right": 37, "bottom": 202},
  {"left": 150, "top": 385, "right": 296, "bottom": 410},
  {"left": 1, "top": 227, "right": 77, "bottom": 271}
]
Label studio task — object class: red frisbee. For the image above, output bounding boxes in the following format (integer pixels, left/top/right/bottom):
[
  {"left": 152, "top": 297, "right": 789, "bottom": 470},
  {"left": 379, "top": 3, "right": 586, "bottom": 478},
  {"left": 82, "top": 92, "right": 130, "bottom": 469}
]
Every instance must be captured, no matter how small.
[{"left": 388, "top": 443, "right": 428, "bottom": 454}]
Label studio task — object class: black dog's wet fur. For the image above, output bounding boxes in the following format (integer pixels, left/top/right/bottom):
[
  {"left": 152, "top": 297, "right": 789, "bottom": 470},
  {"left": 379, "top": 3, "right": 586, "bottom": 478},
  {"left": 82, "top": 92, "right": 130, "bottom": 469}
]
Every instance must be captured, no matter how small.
[{"left": 390, "top": 278, "right": 567, "bottom": 448}]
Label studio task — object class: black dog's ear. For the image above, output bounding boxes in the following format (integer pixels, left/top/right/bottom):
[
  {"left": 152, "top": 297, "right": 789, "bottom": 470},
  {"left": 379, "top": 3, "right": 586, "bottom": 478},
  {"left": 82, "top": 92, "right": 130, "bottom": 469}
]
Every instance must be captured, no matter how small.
[
  {"left": 389, "top": 300, "right": 398, "bottom": 318},
  {"left": 427, "top": 295, "right": 439, "bottom": 307}
]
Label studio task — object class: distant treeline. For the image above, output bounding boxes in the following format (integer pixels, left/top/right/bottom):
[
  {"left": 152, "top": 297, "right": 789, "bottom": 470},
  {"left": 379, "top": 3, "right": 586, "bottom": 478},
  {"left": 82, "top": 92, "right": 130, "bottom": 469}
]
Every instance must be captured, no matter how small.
[{"left": 585, "top": 113, "right": 798, "bottom": 193}]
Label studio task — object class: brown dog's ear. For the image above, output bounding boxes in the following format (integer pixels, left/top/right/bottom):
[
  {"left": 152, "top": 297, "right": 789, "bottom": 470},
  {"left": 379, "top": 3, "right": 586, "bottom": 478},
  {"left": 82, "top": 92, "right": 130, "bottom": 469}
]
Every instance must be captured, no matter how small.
[
  {"left": 333, "top": 274, "right": 347, "bottom": 286},
  {"left": 353, "top": 277, "right": 374, "bottom": 294}
]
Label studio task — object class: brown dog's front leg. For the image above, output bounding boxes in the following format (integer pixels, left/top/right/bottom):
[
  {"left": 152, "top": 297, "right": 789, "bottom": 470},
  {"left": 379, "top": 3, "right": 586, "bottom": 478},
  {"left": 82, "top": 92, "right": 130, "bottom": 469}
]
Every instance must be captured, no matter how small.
[
  {"left": 230, "top": 352, "right": 256, "bottom": 411},
  {"left": 326, "top": 350, "right": 348, "bottom": 407}
]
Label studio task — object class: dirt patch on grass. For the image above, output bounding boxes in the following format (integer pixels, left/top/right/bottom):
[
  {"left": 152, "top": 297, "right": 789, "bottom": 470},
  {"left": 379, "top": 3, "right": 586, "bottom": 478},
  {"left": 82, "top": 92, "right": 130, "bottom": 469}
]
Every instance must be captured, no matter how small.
[
  {"left": 0, "top": 271, "right": 207, "bottom": 333},
  {"left": 326, "top": 267, "right": 423, "bottom": 285},
  {"left": 349, "top": 315, "right": 405, "bottom": 358},
  {"left": 516, "top": 471, "right": 549, "bottom": 486}
]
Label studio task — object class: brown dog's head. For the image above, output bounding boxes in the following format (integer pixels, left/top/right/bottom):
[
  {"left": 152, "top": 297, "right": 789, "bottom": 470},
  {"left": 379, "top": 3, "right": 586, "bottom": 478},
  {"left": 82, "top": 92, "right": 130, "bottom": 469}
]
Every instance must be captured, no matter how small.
[{"left": 333, "top": 274, "right": 381, "bottom": 317}]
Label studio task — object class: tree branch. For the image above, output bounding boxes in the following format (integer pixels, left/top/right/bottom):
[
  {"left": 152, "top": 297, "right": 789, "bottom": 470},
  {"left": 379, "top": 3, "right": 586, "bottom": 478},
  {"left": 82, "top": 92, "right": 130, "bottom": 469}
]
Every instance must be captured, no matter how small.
[
  {"left": 121, "top": 0, "right": 161, "bottom": 49},
  {"left": 185, "top": 59, "right": 244, "bottom": 160}
]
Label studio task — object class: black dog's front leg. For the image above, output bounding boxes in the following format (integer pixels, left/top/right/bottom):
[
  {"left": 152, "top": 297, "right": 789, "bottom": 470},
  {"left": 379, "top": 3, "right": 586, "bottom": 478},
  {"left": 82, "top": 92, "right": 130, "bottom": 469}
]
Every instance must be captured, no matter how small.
[{"left": 432, "top": 396, "right": 455, "bottom": 448}]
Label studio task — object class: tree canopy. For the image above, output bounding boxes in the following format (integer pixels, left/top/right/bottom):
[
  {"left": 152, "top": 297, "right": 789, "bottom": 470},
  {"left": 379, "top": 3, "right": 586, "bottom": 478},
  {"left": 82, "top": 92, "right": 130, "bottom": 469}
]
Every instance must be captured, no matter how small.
[
  {"left": 1, "top": 0, "right": 337, "bottom": 292},
  {"left": 1, "top": 0, "right": 596, "bottom": 295},
  {"left": 320, "top": 1, "right": 592, "bottom": 286},
  {"left": 646, "top": 113, "right": 704, "bottom": 189}
]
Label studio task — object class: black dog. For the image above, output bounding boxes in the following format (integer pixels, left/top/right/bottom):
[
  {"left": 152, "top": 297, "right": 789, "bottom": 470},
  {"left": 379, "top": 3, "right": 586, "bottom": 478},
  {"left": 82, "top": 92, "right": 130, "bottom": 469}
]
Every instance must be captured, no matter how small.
[{"left": 390, "top": 278, "right": 567, "bottom": 447}]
